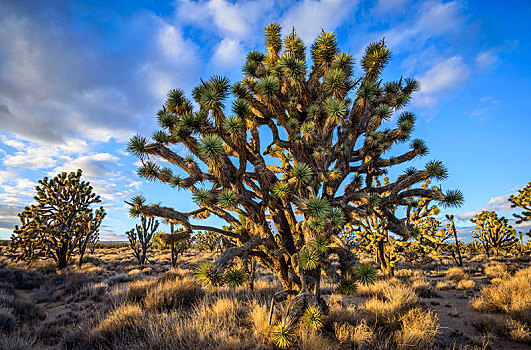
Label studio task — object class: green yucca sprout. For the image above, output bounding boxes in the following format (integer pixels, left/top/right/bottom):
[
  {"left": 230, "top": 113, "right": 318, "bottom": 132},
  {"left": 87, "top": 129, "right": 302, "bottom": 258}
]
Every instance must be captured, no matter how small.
[
  {"left": 127, "top": 135, "right": 148, "bottom": 158},
  {"left": 232, "top": 99, "right": 249, "bottom": 117},
  {"left": 277, "top": 54, "right": 306, "bottom": 82},
  {"left": 384, "top": 80, "right": 400, "bottom": 94},
  {"left": 137, "top": 161, "right": 160, "bottom": 181},
  {"left": 198, "top": 134, "right": 224, "bottom": 161},
  {"left": 169, "top": 176, "right": 182, "bottom": 188},
  {"left": 367, "top": 193, "right": 381, "bottom": 207},
  {"left": 152, "top": 130, "right": 168, "bottom": 144},
  {"left": 324, "top": 68, "right": 347, "bottom": 97},
  {"left": 312, "top": 234, "right": 330, "bottom": 252},
  {"left": 224, "top": 267, "right": 246, "bottom": 288},
  {"left": 307, "top": 104, "right": 320, "bottom": 117},
  {"left": 304, "top": 307, "right": 323, "bottom": 330},
  {"left": 264, "top": 22, "right": 282, "bottom": 54},
  {"left": 192, "top": 189, "right": 210, "bottom": 206},
  {"left": 195, "top": 261, "right": 223, "bottom": 286},
  {"left": 298, "top": 247, "right": 320, "bottom": 270},
  {"left": 311, "top": 30, "right": 339, "bottom": 66},
  {"left": 411, "top": 139, "right": 429, "bottom": 156},
  {"left": 441, "top": 189, "right": 464, "bottom": 208},
  {"left": 243, "top": 60, "right": 258, "bottom": 77},
  {"left": 247, "top": 50, "right": 266, "bottom": 63},
  {"left": 323, "top": 98, "right": 347, "bottom": 122},
  {"left": 255, "top": 76, "right": 279, "bottom": 97},
  {"left": 375, "top": 103, "right": 392, "bottom": 121},
  {"left": 357, "top": 81, "right": 379, "bottom": 99},
  {"left": 300, "top": 121, "right": 315, "bottom": 136},
  {"left": 218, "top": 189, "right": 237, "bottom": 208},
  {"left": 425, "top": 160, "right": 448, "bottom": 180},
  {"left": 404, "top": 167, "right": 417, "bottom": 175},
  {"left": 160, "top": 167, "right": 173, "bottom": 178},
  {"left": 272, "top": 321, "right": 293, "bottom": 348},
  {"left": 361, "top": 40, "right": 391, "bottom": 78},
  {"left": 166, "top": 88, "right": 186, "bottom": 112},
  {"left": 209, "top": 75, "right": 231, "bottom": 99},
  {"left": 309, "top": 218, "right": 325, "bottom": 233},
  {"left": 200, "top": 86, "right": 222, "bottom": 109},
  {"left": 172, "top": 124, "right": 192, "bottom": 142},
  {"left": 338, "top": 276, "right": 358, "bottom": 295},
  {"left": 157, "top": 111, "right": 176, "bottom": 129},
  {"left": 355, "top": 264, "right": 378, "bottom": 286},
  {"left": 290, "top": 162, "right": 313, "bottom": 184},
  {"left": 223, "top": 116, "right": 243, "bottom": 134},
  {"left": 286, "top": 118, "right": 300, "bottom": 131},
  {"left": 131, "top": 195, "right": 146, "bottom": 206},
  {"left": 232, "top": 82, "right": 247, "bottom": 99},
  {"left": 284, "top": 30, "right": 305, "bottom": 61},
  {"left": 305, "top": 196, "right": 332, "bottom": 219},
  {"left": 332, "top": 52, "right": 354, "bottom": 76},
  {"left": 272, "top": 181, "right": 290, "bottom": 199},
  {"left": 330, "top": 208, "right": 346, "bottom": 228}
]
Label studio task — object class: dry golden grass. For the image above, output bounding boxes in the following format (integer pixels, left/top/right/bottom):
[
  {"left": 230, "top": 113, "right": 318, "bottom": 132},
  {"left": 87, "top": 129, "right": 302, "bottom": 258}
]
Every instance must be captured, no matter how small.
[
  {"left": 445, "top": 267, "right": 466, "bottom": 282},
  {"left": 436, "top": 280, "right": 457, "bottom": 290},
  {"left": 505, "top": 318, "right": 531, "bottom": 343},
  {"left": 395, "top": 307, "right": 439, "bottom": 350},
  {"left": 90, "top": 303, "right": 147, "bottom": 345},
  {"left": 144, "top": 276, "right": 203, "bottom": 311},
  {"left": 362, "top": 282, "right": 418, "bottom": 322},
  {"left": 483, "top": 261, "right": 508, "bottom": 279},
  {"left": 472, "top": 266, "right": 531, "bottom": 324},
  {"left": 457, "top": 279, "right": 476, "bottom": 290},
  {"left": 248, "top": 300, "right": 271, "bottom": 344}
]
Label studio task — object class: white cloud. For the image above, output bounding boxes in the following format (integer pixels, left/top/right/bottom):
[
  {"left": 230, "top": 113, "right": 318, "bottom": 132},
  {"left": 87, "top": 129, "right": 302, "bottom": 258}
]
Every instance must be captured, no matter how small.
[
  {"left": 280, "top": 0, "right": 359, "bottom": 43},
  {"left": 413, "top": 56, "right": 469, "bottom": 108},
  {"left": 212, "top": 38, "right": 245, "bottom": 69},
  {"left": 177, "top": 0, "right": 273, "bottom": 41},
  {"left": 418, "top": 56, "right": 469, "bottom": 94},
  {"left": 476, "top": 50, "right": 500, "bottom": 70}
]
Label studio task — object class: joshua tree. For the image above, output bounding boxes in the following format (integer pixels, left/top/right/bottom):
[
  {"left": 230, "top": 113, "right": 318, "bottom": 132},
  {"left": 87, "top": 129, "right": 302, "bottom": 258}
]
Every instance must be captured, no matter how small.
[
  {"left": 509, "top": 182, "right": 531, "bottom": 236},
  {"left": 126, "top": 199, "right": 160, "bottom": 266},
  {"left": 194, "top": 230, "right": 221, "bottom": 253},
  {"left": 471, "top": 211, "right": 517, "bottom": 256},
  {"left": 126, "top": 23, "right": 462, "bottom": 332},
  {"left": 445, "top": 214, "right": 463, "bottom": 267},
  {"left": 10, "top": 170, "right": 106, "bottom": 269},
  {"left": 347, "top": 179, "right": 450, "bottom": 277}
]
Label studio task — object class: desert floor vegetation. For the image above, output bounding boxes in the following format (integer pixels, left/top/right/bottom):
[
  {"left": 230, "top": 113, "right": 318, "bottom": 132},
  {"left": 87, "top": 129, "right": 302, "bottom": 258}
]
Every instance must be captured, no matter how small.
[{"left": 0, "top": 245, "right": 530, "bottom": 349}]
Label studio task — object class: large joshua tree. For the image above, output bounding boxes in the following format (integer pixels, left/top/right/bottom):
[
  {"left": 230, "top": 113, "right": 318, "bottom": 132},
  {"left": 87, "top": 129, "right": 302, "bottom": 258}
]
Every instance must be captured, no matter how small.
[
  {"left": 127, "top": 24, "right": 462, "bottom": 322},
  {"left": 10, "top": 170, "right": 106, "bottom": 269}
]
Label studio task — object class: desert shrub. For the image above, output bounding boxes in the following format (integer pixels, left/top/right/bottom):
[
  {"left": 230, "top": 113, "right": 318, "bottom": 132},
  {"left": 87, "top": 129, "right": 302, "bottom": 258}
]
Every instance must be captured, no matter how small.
[
  {"left": 445, "top": 267, "right": 466, "bottom": 282},
  {"left": 298, "top": 327, "right": 335, "bottom": 350},
  {"left": 0, "top": 335, "right": 36, "bottom": 350},
  {"left": 505, "top": 318, "right": 531, "bottom": 343},
  {"left": 435, "top": 280, "right": 457, "bottom": 290},
  {"left": 12, "top": 298, "right": 45, "bottom": 323},
  {"left": 483, "top": 261, "right": 508, "bottom": 279},
  {"left": 456, "top": 279, "right": 476, "bottom": 290},
  {"left": 363, "top": 283, "right": 417, "bottom": 322},
  {"left": 0, "top": 306, "right": 16, "bottom": 333},
  {"left": 411, "top": 278, "right": 434, "bottom": 297},
  {"left": 144, "top": 276, "right": 203, "bottom": 311},
  {"left": 0, "top": 267, "right": 44, "bottom": 290},
  {"left": 472, "top": 266, "right": 531, "bottom": 324},
  {"left": 395, "top": 308, "right": 439, "bottom": 349},
  {"left": 334, "top": 320, "right": 375, "bottom": 347}
]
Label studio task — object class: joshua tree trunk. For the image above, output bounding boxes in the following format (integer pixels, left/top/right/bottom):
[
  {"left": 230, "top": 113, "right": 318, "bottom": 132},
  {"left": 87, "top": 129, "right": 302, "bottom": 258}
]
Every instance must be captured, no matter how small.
[{"left": 377, "top": 240, "right": 394, "bottom": 278}]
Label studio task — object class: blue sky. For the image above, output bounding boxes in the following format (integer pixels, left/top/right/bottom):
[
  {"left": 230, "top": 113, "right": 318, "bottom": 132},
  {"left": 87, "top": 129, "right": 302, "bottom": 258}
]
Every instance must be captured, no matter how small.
[{"left": 0, "top": 0, "right": 530, "bottom": 241}]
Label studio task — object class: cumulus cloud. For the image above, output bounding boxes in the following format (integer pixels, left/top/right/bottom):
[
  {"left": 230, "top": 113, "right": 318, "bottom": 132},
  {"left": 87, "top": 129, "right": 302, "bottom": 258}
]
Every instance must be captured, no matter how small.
[
  {"left": 413, "top": 56, "right": 470, "bottom": 108},
  {"left": 280, "top": 0, "right": 359, "bottom": 43},
  {"left": 212, "top": 38, "right": 246, "bottom": 69},
  {"left": 476, "top": 50, "right": 500, "bottom": 70}
]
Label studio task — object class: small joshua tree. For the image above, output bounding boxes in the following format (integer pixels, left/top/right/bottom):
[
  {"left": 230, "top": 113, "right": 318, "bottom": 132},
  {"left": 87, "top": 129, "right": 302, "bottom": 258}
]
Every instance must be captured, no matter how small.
[
  {"left": 10, "top": 170, "right": 106, "bottom": 269},
  {"left": 509, "top": 182, "right": 531, "bottom": 236},
  {"left": 444, "top": 214, "right": 463, "bottom": 267},
  {"left": 126, "top": 197, "right": 160, "bottom": 266},
  {"left": 126, "top": 23, "right": 462, "bottom": 338},
  {"left": 471, "top": 210, "right": 517, "bottom": 256}
]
